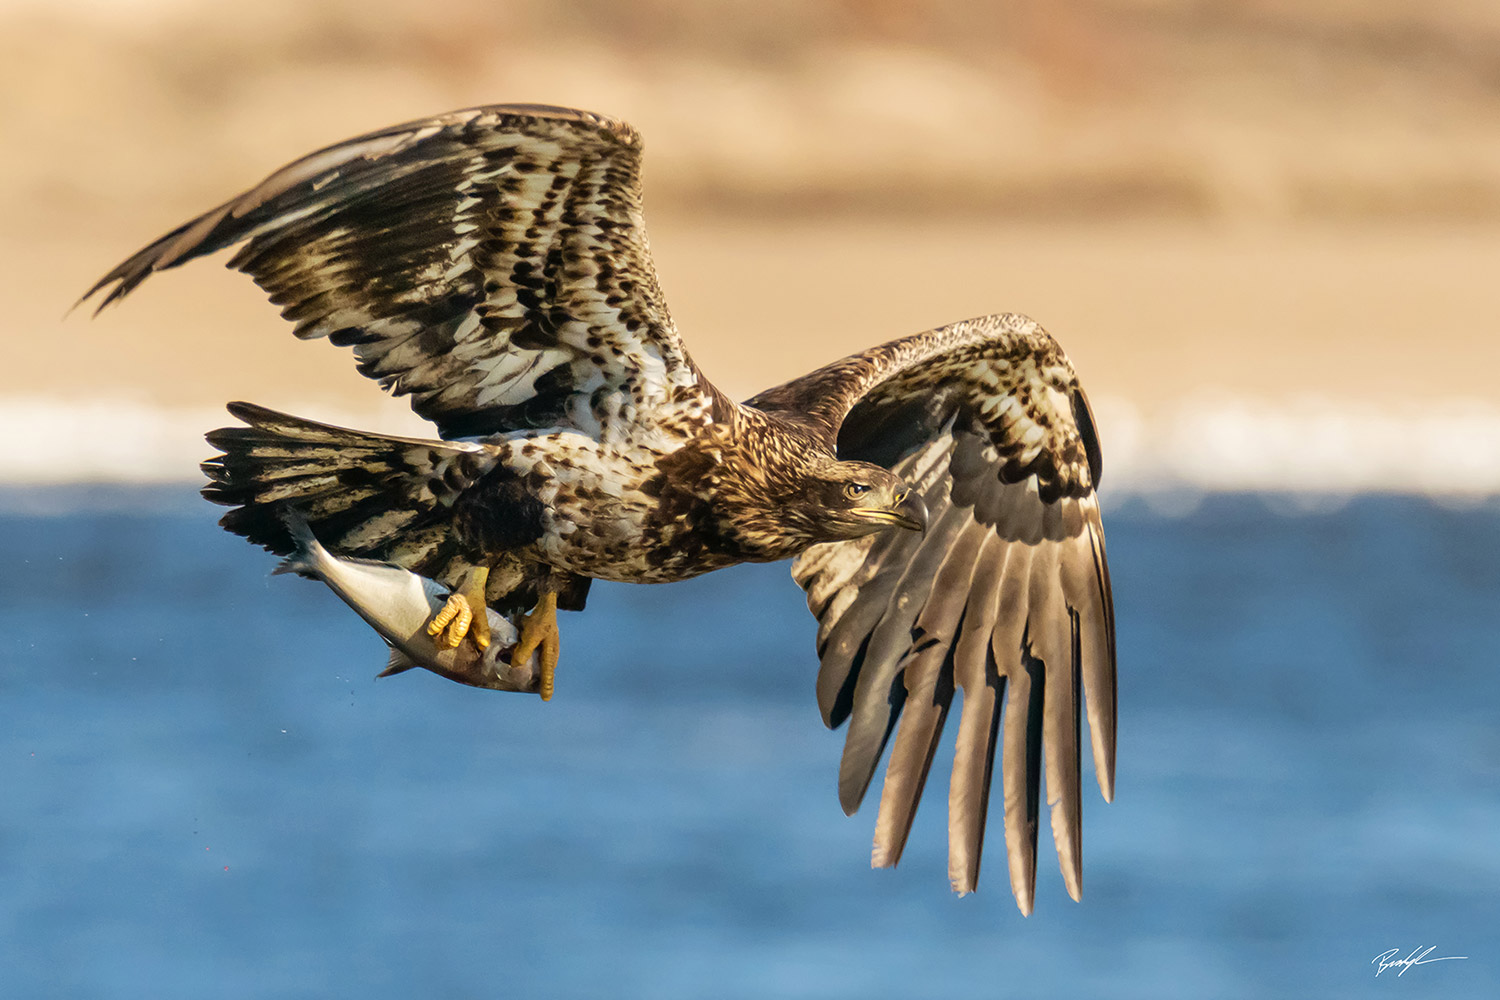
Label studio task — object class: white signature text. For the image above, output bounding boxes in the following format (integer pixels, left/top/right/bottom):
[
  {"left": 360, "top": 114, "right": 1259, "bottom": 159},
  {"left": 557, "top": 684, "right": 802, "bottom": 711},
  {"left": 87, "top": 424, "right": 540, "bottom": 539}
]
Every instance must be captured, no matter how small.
[{"left": 1372, "top": 946, "right": 1468, "bottom": 977}]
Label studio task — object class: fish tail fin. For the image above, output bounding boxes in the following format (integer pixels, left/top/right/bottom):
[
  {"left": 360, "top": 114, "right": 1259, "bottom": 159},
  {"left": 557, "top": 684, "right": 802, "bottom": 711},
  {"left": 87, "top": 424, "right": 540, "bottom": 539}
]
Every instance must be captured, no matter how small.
[
  {"left": 270, "top": 508, "right": 320, "bottom": 577},
  {"left": 378, "top": 648, "right": 418, "bottom": 678}
]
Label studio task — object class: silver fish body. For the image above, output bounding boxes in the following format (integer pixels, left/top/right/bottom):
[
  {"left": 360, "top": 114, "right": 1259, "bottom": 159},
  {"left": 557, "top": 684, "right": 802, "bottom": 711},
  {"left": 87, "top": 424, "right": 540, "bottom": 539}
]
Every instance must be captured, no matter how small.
[{"left": 275, "top": 513, "right": 541, "bottom": 695}]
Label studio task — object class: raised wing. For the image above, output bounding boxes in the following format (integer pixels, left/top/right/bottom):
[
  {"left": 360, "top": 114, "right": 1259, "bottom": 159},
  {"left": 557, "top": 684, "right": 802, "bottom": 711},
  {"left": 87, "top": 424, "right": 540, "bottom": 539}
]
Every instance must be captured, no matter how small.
[
  {"left": 749, "top": 313, "right": 1116, "bottom": 910},
  {"left": 81, "top": 104, "right": 720, "bottom": 440}
]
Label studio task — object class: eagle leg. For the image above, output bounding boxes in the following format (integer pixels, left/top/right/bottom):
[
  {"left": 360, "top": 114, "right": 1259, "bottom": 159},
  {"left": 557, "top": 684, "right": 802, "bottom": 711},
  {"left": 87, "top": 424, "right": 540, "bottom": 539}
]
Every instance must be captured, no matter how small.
[
  {"left": 427, "top": 566, "right": 492, "bottom": 650},
  {"left": 512, "top": 590, "right": 560, "bottom": 701}
]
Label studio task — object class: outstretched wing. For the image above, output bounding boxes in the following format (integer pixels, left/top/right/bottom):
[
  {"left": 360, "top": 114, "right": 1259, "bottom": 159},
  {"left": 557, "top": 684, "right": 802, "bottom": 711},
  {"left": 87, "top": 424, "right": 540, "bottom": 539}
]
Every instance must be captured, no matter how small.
[
  {"left": 748, "top": 313, "right": 1116, "bottom": 910},
  {"left": 82, "top": 104, "right": 722, "bottom": 440}
]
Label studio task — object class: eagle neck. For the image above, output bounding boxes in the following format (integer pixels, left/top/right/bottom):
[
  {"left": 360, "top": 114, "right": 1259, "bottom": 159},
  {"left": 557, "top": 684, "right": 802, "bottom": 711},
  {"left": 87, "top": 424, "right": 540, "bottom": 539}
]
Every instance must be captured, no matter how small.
[{"left": 706, "top": 407, "right": 841, "bottom": 559}]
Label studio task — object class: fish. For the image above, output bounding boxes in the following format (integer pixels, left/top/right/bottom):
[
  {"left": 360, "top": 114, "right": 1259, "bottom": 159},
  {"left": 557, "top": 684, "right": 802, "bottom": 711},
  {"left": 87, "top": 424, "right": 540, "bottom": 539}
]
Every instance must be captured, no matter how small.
[{"left": 273, "top": 511, "right": 543, "bottom": 696}]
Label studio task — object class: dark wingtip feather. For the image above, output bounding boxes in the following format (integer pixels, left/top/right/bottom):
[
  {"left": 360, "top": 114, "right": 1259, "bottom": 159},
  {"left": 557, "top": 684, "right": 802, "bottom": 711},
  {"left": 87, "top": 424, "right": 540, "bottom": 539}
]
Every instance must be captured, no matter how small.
[
  {"left": 77, "top": 269, "right": 138, "bottom": 317},
  {"left": 1003, "top": 616, "right": 1043, "bottom": 917},
  {"left": 816, "top": 629, "right": 871, "bottom": 730},
  {"left": 1038, "top": 606, "right": 1084, "bottom": 907},
  {"left": 1083, "top": 512, "right": 1118, "bottom": 804},
  {"left": 1071, "top": 386, "right": 1104, "bottom": 488},
  {"left": 947, "top": 671, "right": 1003, "bottom": 896},
  {"left": 76, "top": 210, "right": 217, "bottom": 317},
  {"left": 870, "top": 643, "right": 956, "bottom": 870},
  {"left": 837, "top": 675, "right": 905, "bottom": 815}
]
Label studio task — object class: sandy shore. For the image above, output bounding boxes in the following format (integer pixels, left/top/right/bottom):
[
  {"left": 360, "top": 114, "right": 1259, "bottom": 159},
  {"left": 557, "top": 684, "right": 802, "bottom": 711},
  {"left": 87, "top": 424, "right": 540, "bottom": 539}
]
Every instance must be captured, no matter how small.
[
  {"left": 0, "top": 216, "right": 1493, "bottom": 491},
  {"left": 24, "top": 216, "right": 1500, "bottom": 413}
]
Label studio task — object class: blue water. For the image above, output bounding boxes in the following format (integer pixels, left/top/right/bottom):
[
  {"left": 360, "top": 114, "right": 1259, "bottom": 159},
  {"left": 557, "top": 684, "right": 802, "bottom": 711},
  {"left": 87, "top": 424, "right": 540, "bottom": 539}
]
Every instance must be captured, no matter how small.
[{"left": 2, "top": 487, "right": 1496, "bottom": 999}]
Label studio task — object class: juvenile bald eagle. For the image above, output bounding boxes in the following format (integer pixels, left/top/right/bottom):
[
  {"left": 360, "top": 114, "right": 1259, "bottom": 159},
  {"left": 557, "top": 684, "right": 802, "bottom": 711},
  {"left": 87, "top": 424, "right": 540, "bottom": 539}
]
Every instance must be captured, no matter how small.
[{"left": 83, "top": 104, "right": 1116, "bottom": 910}]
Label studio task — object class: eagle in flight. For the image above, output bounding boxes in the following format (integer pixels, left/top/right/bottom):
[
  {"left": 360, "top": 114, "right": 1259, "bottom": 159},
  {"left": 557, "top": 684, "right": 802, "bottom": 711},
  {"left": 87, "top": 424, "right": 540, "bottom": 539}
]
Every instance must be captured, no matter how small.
[{"left": 83, "top": 104, "right": 1116, "bottom": 910}]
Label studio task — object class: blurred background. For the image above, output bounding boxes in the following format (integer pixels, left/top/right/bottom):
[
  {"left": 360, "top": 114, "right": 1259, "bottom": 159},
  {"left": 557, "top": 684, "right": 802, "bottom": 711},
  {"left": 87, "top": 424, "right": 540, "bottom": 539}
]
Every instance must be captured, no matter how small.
[
  {"left": 3, "top": 2, "right": 1499, "bottom": 998},
  {"left": 6, "top": 0, "right": 1500, "bottom": 489}
]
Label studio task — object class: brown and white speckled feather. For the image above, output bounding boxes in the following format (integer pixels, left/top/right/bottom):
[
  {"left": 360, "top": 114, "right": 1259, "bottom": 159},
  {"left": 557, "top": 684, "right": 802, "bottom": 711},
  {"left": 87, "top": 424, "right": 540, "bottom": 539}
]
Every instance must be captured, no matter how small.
[
  {"left": 84, "top": 104, "right": 734, "bottom": 622},
  {"left": 755, "top": 313, "right": 1117, "bottom": 908},
  {"left": 82, "top": 104, "right": 724, "bottom": 442}
]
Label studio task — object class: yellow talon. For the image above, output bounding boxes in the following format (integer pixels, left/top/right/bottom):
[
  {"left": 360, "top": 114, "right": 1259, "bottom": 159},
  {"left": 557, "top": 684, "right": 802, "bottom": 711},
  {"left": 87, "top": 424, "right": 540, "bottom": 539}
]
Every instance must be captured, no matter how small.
[
  {"left": 427, "top": 566, "right": 491, "bottom": 650},
  {"left": 426, "top": 600, "right": 458, "bottom": 635},
  {"left": 512, "top": 590, "right": 560, "bottom": 700}
]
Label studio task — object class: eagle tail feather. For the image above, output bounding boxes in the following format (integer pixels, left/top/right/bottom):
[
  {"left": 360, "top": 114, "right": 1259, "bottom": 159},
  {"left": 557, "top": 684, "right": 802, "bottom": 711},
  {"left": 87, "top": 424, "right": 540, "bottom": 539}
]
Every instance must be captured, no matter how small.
[{"left": 200, "top": 401, "right": 480, "bottom": 577}]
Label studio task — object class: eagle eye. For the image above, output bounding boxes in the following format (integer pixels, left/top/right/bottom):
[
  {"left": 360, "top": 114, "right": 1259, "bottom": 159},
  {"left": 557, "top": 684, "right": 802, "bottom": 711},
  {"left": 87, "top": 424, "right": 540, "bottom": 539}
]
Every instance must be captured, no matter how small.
[{"left": 843, "top": 482, "right": 872, "bottom": 501}]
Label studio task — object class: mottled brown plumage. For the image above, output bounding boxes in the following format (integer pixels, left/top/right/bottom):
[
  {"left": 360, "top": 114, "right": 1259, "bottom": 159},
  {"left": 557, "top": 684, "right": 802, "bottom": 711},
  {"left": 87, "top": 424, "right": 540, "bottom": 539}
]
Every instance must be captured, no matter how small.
[{"left": 82, "top": 103, "right": 1116, "bottom": 910}]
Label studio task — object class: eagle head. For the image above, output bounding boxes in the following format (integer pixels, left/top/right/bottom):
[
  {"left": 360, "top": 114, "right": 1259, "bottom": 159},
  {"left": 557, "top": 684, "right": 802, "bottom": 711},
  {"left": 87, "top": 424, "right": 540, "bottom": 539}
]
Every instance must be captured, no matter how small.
[{"left": 800, "top": 459, "right": 928, "bottom": 540}]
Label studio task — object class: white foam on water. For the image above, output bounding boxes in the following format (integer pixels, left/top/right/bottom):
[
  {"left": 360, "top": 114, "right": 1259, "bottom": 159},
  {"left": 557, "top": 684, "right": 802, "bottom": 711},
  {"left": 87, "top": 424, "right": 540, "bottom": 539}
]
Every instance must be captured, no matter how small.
[
  {"left": 3, "top": 393, "right": 1500, "bottom": 501},
  {"left": 1091, "top": 394, "right": 1500, "bottom": 500},
  {"left": 0, "top": 396, "right": 434, "bottom": 484}
]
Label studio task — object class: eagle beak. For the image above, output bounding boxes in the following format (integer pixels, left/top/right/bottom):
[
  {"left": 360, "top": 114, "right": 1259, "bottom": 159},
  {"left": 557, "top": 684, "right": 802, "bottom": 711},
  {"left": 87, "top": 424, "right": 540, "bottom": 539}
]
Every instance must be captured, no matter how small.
[
  {"left": 891, "top": 491, "right": 928, "bottom": 533},
  {"left": 849, "top": 489, "right": 928, "bottom": 533}
]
